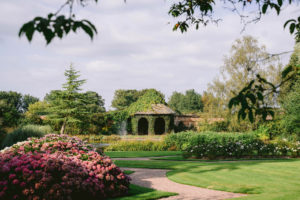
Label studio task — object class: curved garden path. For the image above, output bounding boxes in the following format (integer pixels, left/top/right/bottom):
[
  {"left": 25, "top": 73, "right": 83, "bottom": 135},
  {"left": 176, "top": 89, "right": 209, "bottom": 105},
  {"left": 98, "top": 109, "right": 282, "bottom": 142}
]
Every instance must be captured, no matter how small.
[{"left": 118, "top": 156, "right": 246, "bottom": 200}]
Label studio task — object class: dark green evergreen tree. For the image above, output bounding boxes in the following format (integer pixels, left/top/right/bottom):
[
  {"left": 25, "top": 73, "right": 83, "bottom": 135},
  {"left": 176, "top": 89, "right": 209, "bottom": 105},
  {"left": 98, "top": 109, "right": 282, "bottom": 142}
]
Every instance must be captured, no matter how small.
[{"left": 46, "top": 65, "right": 86, "bottom": 134}]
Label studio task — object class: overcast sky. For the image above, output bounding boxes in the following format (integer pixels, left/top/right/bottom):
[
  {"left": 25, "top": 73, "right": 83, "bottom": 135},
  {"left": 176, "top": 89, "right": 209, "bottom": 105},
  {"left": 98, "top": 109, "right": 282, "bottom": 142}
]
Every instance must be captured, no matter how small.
[{"left": 0, "top": 0, "right": 298, "bottom": 109}]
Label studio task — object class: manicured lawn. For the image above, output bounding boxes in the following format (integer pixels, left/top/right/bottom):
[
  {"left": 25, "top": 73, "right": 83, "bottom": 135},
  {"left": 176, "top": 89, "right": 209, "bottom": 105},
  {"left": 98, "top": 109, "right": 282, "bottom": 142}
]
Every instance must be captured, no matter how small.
[
  {"left": 114, "top": 159, "right": 300, "bottom": 200},
  {"left": 109, "top": 184, "right": 177, "bottom": 200},
  {"left": 151, "top": 156, "right": 292, "bottom": 162},
  {"left": 105, "top": 151, "right": 181, "bottom": 158},
  {"left": 120, "top": 135, "right": 163, "bottom": 140}
]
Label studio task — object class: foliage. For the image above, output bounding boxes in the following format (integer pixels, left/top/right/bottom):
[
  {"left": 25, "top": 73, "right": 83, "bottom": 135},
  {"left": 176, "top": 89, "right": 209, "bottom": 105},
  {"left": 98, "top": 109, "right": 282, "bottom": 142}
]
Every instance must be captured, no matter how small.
[
  {"left": 0, "top": 129, "right": 6, "bottom": 151},
  {"left": 83, "top": 91, "right": 105, "bottom": 113},
  {"left": 24, "top": 101, "right": 51, "bottom": 125},
  {"left": 164, "top": 131, "right": 195, "bottom": 150},
  {"left": 103, "top": 110, "right": 129, "bottom": 135},
  {"left": 75, "top": 134, "right": 121, "bottom": 144},
  {"left": 169, "top": 0, "right": 300, "bottom": 40},
  {"left": 111, "top": 88, "right": 162, "bottom": 111},
  {"left": 1, "top": 125, "right": 52, "bottom": 149},
  {"left": 0, "top": 91, "right": 40, "bottom": 128},
  {"left": 174, "top": 121, "right": 196, "bottom": 133},
  {"left": 208, "top": 36, "right": 282, "bottom": 122},
  {"left": 197, "top": 115, "right": 258, "bottom": 133},
  {"left": 111, "top": 90, "right": 141, "bottom": 110},
  {"left": 165, "top": 131, "right": 300, "bottom": 159},
  {"left": 105, "top": 140, "right": 169, "bottom": 151},
  {"left": 46, "top": 65, "right": 86, "bottom": 134},
  {"left": 230, "top": 42, "right": 299, "bottom": 122},
  {"left": 201, "top": 91, "right": 222, "bottom": 115},
  {"left": 21, "top": 95, "right": 39, "bottom": 112},
  {"left": 127, "top": 89, "right": 166, "bottom": 115},
  {"left": 168, "top": 89, "right": 203, "bottom": 113},
  {"left": 280, "top": 43, "right": 300, "bottom": 97},
  {"left": 284, "top": 16, "right": 300, "bottom": 42},
  {"left": 19, "top": 0, "right": 98, "bottom": 45},
  {"left": 45, "top": 65, "right": 106, "bottom": 135},
  {"left": 198, "top": 120, "right": 230, "bottom": 132},
  {"left": 168, "top": 92, "right": 184, "bottom": 113},
  {"left": 0, "top": 91, "right": 23, "bottom": 127},
  {"left": 255, "top": 120, "right": 286, "bottom": 140},
  {"left": 0, "top": 134, "right": 130, "bottom": 199},
  {"left": 77, "top": 91, "right": 106, "bottom": 134},
  {"left": 281, "top": 80, "right": 300, "bottom": 136}
]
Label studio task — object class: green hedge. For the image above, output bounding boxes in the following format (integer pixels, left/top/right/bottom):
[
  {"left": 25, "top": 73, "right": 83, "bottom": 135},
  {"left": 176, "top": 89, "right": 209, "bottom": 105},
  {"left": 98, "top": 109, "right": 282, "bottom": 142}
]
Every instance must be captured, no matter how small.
[
  {"left": 105, "top": 140, "right": 169, "bottom": 151},
  {"left": 165, "top": 131, "right": 300, "bottom": 159},
  {"left": 1, "top": 125, "right": 52, "bottom": 149},
  {"left": 74, "top": 134, "right": 121, "bottom": 144}
]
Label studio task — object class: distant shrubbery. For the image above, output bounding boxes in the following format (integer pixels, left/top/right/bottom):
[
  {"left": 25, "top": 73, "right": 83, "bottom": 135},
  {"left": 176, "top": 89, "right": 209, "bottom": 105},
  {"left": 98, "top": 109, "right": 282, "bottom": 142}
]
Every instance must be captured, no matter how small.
[
  {"left": 105, "top": 140, "right": 168, "bottom": 151},
  {"left": 165, "top": 131, "right": 300, "bottom": 159},
  {"left": 1, "top": 125, "right": 52, "bottom": 149},
  {"left": 197, "top": 116, "right": 257, "bottom": 133},
  {"left": 75, "top": 134, "right": 121, "bottom": 144}
]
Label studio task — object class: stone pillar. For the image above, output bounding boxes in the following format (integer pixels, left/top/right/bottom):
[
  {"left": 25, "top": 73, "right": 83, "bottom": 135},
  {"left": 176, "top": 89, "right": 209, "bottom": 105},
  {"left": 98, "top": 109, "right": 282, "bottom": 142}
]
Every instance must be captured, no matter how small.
[
  {"left": 132, "top": 117, "right": 139, "bottom": 135},
  {"left": 148, "top": 116, "right": 155, "bottom": 135},
  {"left": 164, "top": 116, "right": 170, "bottom": 133}
]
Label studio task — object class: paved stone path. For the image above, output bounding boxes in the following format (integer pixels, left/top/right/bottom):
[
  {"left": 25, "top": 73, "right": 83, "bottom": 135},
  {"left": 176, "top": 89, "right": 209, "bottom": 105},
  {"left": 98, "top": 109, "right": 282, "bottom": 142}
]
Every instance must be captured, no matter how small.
[{"left": 122, "top": 167, "right": 246, "bottom": 200}]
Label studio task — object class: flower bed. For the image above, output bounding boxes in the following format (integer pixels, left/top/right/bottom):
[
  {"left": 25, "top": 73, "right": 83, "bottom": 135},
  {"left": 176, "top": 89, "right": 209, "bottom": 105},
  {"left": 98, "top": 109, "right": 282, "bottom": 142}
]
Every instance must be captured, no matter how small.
[
  {"left": 0, "top": 134, "right": 130, "bottom": 200},
  {"left": 165, "top": 132, "right": 300, "bottom": 159}
]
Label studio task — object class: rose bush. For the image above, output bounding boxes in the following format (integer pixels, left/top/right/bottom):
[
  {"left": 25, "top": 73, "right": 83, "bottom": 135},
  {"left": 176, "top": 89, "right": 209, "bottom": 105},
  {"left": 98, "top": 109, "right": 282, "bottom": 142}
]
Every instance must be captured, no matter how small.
[{"left": 0, "top": 134, "right": 130, "bottom": 200}]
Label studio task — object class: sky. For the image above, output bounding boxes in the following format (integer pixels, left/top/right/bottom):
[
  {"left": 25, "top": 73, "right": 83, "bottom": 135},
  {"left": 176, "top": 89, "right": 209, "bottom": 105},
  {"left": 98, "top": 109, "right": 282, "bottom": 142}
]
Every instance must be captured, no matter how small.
[{"left": 0, "top": 0, "right": 298, "bottom": 110}]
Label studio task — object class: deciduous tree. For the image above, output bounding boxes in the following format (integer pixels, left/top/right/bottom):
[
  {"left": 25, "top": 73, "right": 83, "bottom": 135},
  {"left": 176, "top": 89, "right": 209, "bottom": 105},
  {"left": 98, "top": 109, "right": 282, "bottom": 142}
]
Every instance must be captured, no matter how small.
[
  {"left": 168, "top": 89, "right": 203, "bottom": 113},
  {"left": 230, "top": 41, "right": 299, "bottom": 122},
  {"left": 208, "top": 36, "right": 283, "bottom": 121},
  {"left": 111, "top": 90, "right": 140, "bottom": 110}
]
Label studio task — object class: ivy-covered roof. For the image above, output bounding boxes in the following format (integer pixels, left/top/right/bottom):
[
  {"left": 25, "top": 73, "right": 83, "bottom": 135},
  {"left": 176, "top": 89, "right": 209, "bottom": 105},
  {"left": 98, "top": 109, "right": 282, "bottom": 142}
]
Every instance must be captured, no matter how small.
[
  {"left": 127, "top": 89, "right": 171, "bottom": 115},
  {"left": 135, "top": 104, "right": 176, "bottom": 115}
]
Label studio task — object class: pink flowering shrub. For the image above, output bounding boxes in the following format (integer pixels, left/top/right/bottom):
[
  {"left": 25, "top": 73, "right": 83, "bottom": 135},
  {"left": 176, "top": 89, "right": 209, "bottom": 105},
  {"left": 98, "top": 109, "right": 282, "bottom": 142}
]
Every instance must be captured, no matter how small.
[{"left": 0, "top": 134, "right": 130, "bottom": 200}]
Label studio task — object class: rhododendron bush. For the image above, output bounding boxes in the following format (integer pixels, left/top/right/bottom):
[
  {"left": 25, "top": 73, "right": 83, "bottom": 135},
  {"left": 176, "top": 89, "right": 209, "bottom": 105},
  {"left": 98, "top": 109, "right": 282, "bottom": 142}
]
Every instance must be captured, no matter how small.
[{"left": 0, "top": 134, "right": 130, "bottom": 200}]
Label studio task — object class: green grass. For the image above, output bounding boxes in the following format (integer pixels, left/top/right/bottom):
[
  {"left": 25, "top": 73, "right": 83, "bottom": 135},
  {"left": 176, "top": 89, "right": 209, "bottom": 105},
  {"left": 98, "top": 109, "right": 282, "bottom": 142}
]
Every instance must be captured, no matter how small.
[
  {"left": 105, "top": 151, "right": 181, "bottom": 158},
  {"left": 151, "top": 156, "right": 293, "bottom": 162},
  {"left": 109, "top": 184, "right": 177, "bottom": 200},
  {"left": 120, "top": 135, "right": 163, "bottom": 140},
  {"left": 114, "top": 159, "right": 300, "bottom": 200},
  {"left": 123, "top": 170, "right": 135, "bottom": 175},
  {"left": 151, "top": 156, "right": 192, "bottom": 161}
]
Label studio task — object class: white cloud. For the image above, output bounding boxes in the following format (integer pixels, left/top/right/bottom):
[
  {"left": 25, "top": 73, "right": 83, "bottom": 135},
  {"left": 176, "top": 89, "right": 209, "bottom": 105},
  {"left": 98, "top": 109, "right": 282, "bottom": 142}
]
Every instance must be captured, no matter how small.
[{"left": 86, "top": 60, "right": 122, "bottom": 72}]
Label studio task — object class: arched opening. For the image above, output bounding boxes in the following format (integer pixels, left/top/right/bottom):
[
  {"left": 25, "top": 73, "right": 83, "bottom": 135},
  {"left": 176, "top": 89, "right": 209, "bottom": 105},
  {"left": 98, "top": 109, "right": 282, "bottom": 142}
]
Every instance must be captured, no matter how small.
[
  {"left": 154, "top": 118, "right": 165, "bottom": 135},
  {"left": 138, "top": 118, "right": 148, "bottom": 135}
]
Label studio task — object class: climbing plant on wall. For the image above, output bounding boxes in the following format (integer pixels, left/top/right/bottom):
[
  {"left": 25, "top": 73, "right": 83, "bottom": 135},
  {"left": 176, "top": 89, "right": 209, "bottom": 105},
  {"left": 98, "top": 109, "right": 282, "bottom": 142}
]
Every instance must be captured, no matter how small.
[{"left": 127, "top": 89, "right": 166, "bottom": 115}]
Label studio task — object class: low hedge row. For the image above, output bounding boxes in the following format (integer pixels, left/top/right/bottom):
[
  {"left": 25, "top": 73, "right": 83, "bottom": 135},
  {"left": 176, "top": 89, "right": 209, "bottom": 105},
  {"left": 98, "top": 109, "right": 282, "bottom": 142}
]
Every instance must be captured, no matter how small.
[
  {"left": 75, "top": 135, "right": 121, "bottom": 144},
  {"left": 165, "top": 131, "right": 300, "bottom": 159},
  {"left": 105, "top": 140, "right": 169, "bottom": 151}
]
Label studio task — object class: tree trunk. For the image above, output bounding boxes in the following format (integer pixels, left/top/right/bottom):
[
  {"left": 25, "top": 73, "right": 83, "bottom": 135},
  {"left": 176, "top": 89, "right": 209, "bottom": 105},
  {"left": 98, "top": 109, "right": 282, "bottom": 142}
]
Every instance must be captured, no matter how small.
[{"left": 60, "top": 119, "right": 66, "bottom": 135}]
